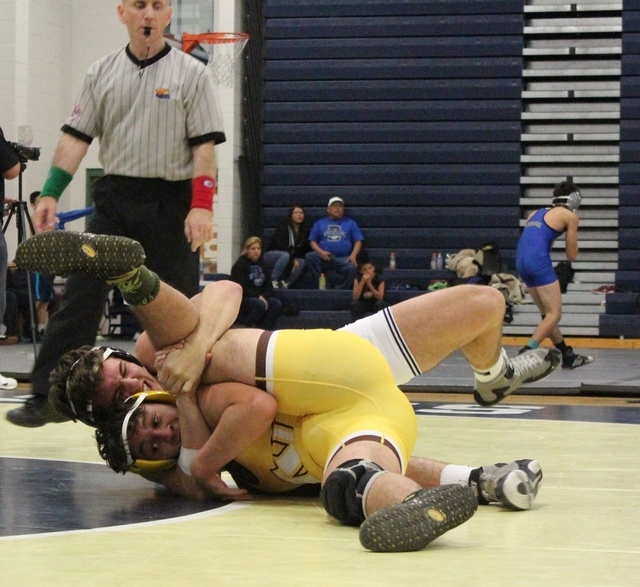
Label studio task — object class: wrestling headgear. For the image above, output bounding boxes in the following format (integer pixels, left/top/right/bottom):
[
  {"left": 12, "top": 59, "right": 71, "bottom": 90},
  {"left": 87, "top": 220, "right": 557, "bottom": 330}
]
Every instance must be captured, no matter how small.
[
  {"left": 121, "top": 391, "right": 178, "bottom": 475},
  {"left": 552, "top": 191, "right": 582, "bottom": 212},
  {"left": 64, "top": 346, "right": 144, "bottom": 425}
]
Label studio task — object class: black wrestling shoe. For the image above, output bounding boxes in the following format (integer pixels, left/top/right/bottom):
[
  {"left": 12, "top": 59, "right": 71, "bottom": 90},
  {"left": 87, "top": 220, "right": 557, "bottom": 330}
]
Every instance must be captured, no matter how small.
[
  {"left": 562, "top": 347, "right": 595, "bottom": 369},
  {"left": 358, "top": 484, "right": 478, "bottom": 553},
  {"left": 16, "top": 231, "right": 145, "bottom": 281},
  {"left": 5, "top": 395, "right": 70, "bottom": 427}
]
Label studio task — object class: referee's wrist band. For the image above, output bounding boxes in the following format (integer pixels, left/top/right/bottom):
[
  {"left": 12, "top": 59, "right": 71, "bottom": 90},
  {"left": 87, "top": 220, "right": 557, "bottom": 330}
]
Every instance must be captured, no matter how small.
[
  {"left": 191, "top": 175, "right": 216, "bottom": 211},
  {"left": 41, "top": 166, "right": 73, "bottom": 201}
]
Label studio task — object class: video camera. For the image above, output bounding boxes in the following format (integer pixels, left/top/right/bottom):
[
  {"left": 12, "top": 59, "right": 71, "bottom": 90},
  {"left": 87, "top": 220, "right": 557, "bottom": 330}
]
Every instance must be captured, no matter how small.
[{"left": 8, "top": 141, "right": 40, "bottom": 162}]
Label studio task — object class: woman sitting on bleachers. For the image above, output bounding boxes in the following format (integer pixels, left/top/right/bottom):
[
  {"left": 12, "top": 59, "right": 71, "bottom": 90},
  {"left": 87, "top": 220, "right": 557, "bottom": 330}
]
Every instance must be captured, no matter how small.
[{"left": 263, "top": 204, "right": 310, "bottom": 289}]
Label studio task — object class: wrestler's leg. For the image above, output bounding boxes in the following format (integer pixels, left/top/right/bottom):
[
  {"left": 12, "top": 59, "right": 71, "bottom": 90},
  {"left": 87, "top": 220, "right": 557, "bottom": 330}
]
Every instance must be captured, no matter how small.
[
  {"left": 15, "top": 231, "right": 241, "bottom": 391},
  {"left": 14, "top": 230, "right": 198, "bottom": 349},
  {"left": 342, "top": 285, "right": 561, "bottom": 406},
  {"left": 130, "top": 283, "right": 198, "bottom": 350},
  {"left": 321, "top": 442, "right": 477, "bottom": 552},
  {"left": 405, "top": 455, "right": 543, "bottom": 511},
  {"left": 388, "top": 285, "right": 506, "bottom": 372},
  {"left": 527, "top": 283, "right": 563, "bottom": 345}
]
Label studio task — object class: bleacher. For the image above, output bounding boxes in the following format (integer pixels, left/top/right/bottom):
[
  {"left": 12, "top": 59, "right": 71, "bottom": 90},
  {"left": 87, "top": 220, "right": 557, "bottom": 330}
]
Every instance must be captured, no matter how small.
[
  {"left": 260, "top": 0, "right": 523, "bottom": 291},
  {"left": 243, "top": 0, "right": 640, "bottom": 338}
]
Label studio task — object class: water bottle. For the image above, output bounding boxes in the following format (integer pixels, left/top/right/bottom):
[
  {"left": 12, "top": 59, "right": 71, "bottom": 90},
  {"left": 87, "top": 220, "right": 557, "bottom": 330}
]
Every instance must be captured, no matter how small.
[
  {"left": 431, "top": 252, "right": 437, "bottom": 270},
  {"left": 319, "top": 273, "right": 326, "bottom": 290},
  {"left": 436, "top": 252, "right": 443, "bottom": 270},
  {"left": 389, "top": 251, "right": 396, "bottom": 270}
]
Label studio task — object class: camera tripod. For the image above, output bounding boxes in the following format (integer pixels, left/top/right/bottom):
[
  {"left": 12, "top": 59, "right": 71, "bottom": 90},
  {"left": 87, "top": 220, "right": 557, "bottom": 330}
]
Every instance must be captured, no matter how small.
[{"left": 2, "top": 166, "right": 39, "bottom": 357}]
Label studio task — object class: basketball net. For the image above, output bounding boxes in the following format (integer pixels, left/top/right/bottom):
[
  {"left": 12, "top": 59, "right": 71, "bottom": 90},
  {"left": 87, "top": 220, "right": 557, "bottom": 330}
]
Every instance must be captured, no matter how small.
[{"left": 182, "top": 32, "right": 249, "bottom": 87}]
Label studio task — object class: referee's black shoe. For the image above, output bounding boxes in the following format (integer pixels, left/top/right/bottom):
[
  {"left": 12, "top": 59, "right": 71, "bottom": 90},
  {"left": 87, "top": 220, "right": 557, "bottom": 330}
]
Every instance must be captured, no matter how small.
[{"left": 6, "top": 395, "right": 70, "bottom": 427}]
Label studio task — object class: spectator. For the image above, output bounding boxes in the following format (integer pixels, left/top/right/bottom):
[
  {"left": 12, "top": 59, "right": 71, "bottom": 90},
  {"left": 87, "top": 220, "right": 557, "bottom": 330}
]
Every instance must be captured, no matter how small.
[
  {"left": 515, "top": 180, "right": 593, "bottom": 369},
  {"left": 28, "top": 191, "right": 56, "bottom": 335},
  {"left": 351, "top": 260, "right": 388, "bottom": 320},
  {"left": 0, "top": 125, "right": 20, "bottom": 387},
  {"left": 305, "top": 197, "right": 364, "bottom": 289},
  {"left": 2, "top": 261, "right": 32, "bottom": 343},
  {"left": 264, "top": 204, "right": 310, "bottom": 289},
  {"left": 6, "top": 0, "right": 225, "bottom": 426},
  {"left": 231, "top": 236, "right": 282, "bottom": 329}
]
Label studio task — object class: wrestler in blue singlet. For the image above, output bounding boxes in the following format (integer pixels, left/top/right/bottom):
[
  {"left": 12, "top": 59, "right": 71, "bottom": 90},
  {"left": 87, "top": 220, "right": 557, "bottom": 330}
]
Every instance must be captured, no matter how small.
[{"left": 515, "top": 208, "right": 563, "bottom": 288}]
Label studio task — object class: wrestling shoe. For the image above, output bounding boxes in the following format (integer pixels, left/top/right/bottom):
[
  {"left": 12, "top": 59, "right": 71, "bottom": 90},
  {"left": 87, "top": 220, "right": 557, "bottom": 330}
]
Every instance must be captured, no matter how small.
[
  {"left": 562, "top": 347, "right": 594, "bottom": 369},
  {"left": 470, "top": 459, "right": 542, "bottom": 511},
  {"left": 359, "top": 484, "right": 477, "bottom": 553},
  {"left": 473, "top": 348, "right": 561, "bottom": 407},
  {"left": 15, "top": 231, "right": 145, "bottom": 281}
]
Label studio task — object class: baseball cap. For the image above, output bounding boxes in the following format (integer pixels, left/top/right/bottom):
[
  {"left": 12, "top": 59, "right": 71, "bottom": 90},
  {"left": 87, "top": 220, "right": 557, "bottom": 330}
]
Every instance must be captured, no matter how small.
[{"left": 328, "top": 197, "right": 344, "bottom": 206}]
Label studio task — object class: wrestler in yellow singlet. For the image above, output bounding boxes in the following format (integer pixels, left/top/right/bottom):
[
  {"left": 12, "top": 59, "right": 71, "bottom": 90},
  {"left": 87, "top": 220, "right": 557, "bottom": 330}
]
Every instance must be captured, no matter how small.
[{"left": 230, "top": 329, "right": 417, "bottom": 494}]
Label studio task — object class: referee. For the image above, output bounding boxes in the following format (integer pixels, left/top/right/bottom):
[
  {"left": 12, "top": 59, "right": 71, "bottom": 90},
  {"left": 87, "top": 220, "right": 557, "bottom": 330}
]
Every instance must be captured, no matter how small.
[{"left": 7, "top": 0, "right": 226, "bottom": 426}]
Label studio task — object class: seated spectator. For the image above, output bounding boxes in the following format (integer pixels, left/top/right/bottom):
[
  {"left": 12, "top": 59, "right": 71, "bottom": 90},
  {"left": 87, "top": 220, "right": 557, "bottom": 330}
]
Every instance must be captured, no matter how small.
[
  {"left": 264, "top": 204, "right": 310, "bottom": 289},
  {"left": 230, "top": 236, "right": 282, "bottom": 329},
  {"left": 305, "top": 197, "right": 364, "bottom": 289},
  {"left": 351, "top": 260, "right": 388, "bottom": 320}
]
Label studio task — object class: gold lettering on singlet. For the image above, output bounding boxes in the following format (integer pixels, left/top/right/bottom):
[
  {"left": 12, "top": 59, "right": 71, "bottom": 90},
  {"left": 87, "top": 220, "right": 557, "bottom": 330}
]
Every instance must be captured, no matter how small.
[{"left": 270, "top": 416, "right": 318, "bottom": 485}]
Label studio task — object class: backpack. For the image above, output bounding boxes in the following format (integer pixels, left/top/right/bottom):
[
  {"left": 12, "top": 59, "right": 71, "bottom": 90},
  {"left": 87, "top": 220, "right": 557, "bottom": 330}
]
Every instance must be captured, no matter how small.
[{"left": 476, "top": 242, "right": 508, "bottom": 278}]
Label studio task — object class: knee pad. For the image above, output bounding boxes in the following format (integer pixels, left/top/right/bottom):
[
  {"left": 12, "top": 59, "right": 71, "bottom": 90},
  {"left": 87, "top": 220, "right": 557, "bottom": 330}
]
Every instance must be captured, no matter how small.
[{"left": 320, "top": 459, "right": 386, "bottom": 526}]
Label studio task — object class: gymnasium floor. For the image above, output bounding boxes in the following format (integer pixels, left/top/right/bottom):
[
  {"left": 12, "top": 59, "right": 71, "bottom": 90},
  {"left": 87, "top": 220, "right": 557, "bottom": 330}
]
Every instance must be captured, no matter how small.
[{"left": 1, "top": 339, "right": 639, "bottom": 586}]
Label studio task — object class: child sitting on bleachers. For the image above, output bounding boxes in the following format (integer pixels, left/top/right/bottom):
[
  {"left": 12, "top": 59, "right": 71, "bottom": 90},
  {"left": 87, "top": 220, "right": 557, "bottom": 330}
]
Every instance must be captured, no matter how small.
[{"left": 351, "top": 260, "right": 388, "bottom": 320}]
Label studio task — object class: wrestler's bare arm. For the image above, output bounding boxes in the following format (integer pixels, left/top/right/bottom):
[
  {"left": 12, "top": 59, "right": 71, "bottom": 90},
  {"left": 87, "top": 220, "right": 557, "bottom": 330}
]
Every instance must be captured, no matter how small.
[
  {"left": 135, "top": 280, "right": 242, "bottom": 393},
  {"left": 190, "top": 382, "right": 277, "bottom": 494},
  {"left": 142, "top": 382, "right": 276, "bottom": 500}
]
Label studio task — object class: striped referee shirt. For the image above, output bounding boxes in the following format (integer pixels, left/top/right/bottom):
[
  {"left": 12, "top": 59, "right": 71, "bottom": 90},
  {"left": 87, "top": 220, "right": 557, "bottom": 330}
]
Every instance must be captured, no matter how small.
[{"left": 62, "top": 44, "right": 226, "bottom": 180}]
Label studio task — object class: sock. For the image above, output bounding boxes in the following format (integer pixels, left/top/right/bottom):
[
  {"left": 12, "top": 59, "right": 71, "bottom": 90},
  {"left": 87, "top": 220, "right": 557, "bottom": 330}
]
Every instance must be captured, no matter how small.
[
  {"left": 467, "top": 466, "right": 489, "bottom": 504},
  {"left": 440, "top": 464, "right": 474, "bottom": 486},
  {"left": 473, "top": 348, "right": 508, "bottom": 382},
  {"left": 554, "top": 340, "right": 569, "bottom": 355},
  {"left": 519, "top": 339, "right": 539, "bottom": 354},
  {"left": 108, "top": 266, "right": 160, "bottom": 306}
]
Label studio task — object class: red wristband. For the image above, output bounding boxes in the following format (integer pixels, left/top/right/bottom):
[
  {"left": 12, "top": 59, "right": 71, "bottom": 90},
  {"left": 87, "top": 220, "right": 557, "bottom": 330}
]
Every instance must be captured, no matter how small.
[{"left": 191, "top": 175, "right": 216, "bottom": 210}]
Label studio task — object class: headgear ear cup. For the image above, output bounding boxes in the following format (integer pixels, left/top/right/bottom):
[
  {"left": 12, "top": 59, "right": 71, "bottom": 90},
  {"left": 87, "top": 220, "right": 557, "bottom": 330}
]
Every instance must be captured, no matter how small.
[
  {"left": 130, "top": 458, "right": 177, "bottom": 475},
  {"left": 566, "top": 191, "right": 582, "bottom": 212}
]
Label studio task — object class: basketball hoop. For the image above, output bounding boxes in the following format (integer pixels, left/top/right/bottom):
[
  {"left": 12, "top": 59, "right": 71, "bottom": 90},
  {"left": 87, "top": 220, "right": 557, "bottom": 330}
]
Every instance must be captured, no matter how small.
[{"left": 182, "top": 32, "right": 249, "bottom": 88}]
